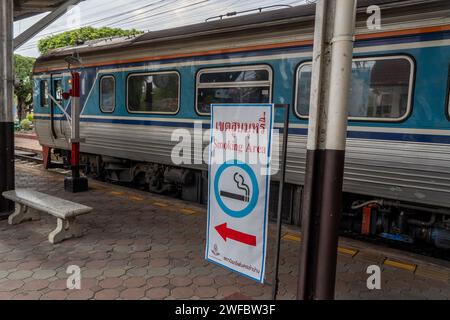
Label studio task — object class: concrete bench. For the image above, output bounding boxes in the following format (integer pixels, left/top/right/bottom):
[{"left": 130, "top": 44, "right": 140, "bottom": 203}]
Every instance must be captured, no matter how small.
[{"left": 2, "top": 189, "right": 93, "bottom": 244}]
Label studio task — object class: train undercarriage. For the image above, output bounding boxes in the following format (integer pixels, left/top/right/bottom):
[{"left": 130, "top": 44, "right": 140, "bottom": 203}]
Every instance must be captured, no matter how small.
[{"left": 53, "top": 149, "right": 450, "bottom": 252}]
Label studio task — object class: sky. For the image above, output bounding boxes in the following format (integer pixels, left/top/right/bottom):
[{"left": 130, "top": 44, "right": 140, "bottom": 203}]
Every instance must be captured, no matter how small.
[{"left": 14, "top": 0, "right": 309, "bottom": 57}]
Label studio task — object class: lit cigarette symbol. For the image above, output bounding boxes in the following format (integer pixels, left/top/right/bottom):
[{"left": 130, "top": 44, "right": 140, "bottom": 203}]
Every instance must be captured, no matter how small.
[{"left": 220, "top": 172, "right": 250, "bottom": 203}]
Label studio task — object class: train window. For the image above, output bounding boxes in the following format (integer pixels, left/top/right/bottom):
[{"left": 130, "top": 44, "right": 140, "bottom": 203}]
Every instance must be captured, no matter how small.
[
  {"left": 100, "top": 76, "right": 115, "bottom": 113},
  {"left": 196, "top": 65, "right": 272, "bottom": 115},
  {"left": 127, "top": 71, "right": 180, "bottom": 114},
  {"left": 53, "top": 79, "right": 63, "bottom": 103},
  {"left": 296, "top": 64, "right": 312, "bottom": 117},
  {"left": 295, "top": 56, "right": 414, "bottom": 121},
  {"left": 40, "top": 80, "right": 49, "bottom": 107}
]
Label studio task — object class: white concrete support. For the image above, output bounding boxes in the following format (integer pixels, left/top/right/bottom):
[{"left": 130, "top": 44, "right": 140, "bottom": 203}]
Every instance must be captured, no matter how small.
[
  {"left": 8, "top": 203, "right": 40, "bottom": 225},
  {"left": 305, "top": 0, "right": 327, "bottom": 152},
  {"left": 306, "top": 0, "right": 357, "bottom": 152},
  {"left": 324, "top": 0, "right": 357, "bottom": 151},
  {"left": 49, "top": 217, "right": 83, "bottom": 244}
]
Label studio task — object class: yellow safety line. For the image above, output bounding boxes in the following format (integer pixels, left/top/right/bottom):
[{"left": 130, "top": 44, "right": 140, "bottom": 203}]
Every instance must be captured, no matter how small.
[
  {"left": 130, "top": 196, "right": 144, "bottom": 201},
  {"left": 110, "top": 191, "right": 125, "bottom": 196},
  {"left": 384, "top": 259, "right": 417, "bottom": 272},
  {"left": 153, "top": 202, "right": 169, "bottom": 207},
  {"left": 281, "top": 233, "right": 358, "bottom": 258},
  {"left": 283, "top": 233, "right": 301, "bottom": 242},
  {"left": 180, "top": 208, "right": 197, "bottom": 215},
  {"left": 338, "top": 247, "right": 359, "bottom": 257}
]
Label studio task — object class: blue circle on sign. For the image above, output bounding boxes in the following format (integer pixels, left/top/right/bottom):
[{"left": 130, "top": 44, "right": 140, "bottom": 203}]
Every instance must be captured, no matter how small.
[{"left": 214, "top": 160, "right": 259, "bottom": 218}]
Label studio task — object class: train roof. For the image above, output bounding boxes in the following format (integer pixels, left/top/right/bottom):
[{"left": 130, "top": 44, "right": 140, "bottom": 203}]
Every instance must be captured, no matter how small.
[
  {"left": 132, "top": 0, "right": 424, "bottom": 45},
  {"left": 34, "top": 0, "right": 450, "bottom": 68}
]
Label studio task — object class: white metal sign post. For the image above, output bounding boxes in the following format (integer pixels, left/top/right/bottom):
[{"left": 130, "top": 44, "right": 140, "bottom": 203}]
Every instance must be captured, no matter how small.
[{"left": 206, "top": 103, "right": 274, "bottom": 283}]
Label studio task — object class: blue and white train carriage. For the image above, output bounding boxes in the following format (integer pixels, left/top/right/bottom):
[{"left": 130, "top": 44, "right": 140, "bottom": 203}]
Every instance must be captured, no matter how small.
[{"left": 33, "top": 0, "right": 450, "bottom": 249}]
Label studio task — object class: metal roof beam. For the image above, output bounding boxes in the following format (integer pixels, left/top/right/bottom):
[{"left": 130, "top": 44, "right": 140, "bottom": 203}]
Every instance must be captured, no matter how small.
[{"left": 14, "top": 0, "right": 83, "bottom": 50}]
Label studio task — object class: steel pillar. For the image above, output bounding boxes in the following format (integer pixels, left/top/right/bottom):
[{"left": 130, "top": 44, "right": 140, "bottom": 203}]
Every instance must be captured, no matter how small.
[
  {"left": 0, "top": 0, "right": 15, "bottom": 217},
  {"left": 297, "top": 0, "right": 357, "bottom": 300},
  {"left": 64, "top": 72, "right": 88, "bottom": 193}
]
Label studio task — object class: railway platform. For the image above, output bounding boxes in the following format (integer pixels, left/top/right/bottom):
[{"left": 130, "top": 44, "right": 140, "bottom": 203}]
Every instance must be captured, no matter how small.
[
  {"left": 14, "top": 133, "right": 41, "bottom": 155},
  {"left": 0, "top": 160, "right": 450, "bottom": 300}
]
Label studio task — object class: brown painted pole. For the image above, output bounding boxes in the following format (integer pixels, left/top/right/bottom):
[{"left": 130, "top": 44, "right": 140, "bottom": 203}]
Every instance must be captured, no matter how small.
[{"left": 297, "top": 0, "right": 357, "bottom": 300}]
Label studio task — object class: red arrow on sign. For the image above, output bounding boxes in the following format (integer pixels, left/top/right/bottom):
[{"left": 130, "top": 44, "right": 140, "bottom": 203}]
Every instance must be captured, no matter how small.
[{"left": 215, "top": 223, "right": 257, "bottom": 247}]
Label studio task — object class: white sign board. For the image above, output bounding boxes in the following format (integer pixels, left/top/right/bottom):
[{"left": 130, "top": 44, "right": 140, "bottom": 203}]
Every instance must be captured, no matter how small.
[{"left": 206, "top": 103, "right": 274, "bottom": 283}]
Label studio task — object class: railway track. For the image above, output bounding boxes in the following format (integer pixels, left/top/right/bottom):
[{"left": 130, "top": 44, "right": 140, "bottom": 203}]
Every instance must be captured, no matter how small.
[{"left": 14, "top": 150, "right": 43, "bottom": 164}]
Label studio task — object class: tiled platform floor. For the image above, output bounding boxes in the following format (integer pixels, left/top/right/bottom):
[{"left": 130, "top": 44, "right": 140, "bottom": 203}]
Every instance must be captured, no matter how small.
[{"left": 0, "top": 162, "right": 449, "bottom": 300}]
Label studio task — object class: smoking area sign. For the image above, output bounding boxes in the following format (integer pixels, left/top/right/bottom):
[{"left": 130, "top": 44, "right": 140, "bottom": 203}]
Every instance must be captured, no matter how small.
[{"left": 206, "top": 103, "right": 274, "bottom": 283}]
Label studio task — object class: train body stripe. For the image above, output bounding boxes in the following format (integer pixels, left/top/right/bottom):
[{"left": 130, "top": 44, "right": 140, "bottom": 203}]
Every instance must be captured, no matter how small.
[
  {"left": 34, "top": 115, "right": 450, "bottom": 144},
  {"left": 35, "top": 114, "right": 450, "bottom": 136}
]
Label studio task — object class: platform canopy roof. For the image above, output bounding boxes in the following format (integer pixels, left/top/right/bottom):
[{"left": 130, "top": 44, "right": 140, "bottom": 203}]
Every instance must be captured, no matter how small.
[{"left": 13, "top": 0, "right": 81, "bottom": 21}]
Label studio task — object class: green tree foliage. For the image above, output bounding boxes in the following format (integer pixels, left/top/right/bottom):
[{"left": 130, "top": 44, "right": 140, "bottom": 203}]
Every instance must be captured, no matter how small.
[
  {"left": 38, "top": 26, "right": 143, "bottom": 55},
  {"left": 14, "top": 54, "right": 36, "bottom": 121},
  {"left": 20, "top": 118, "right": 32, "bottom": 131}
]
